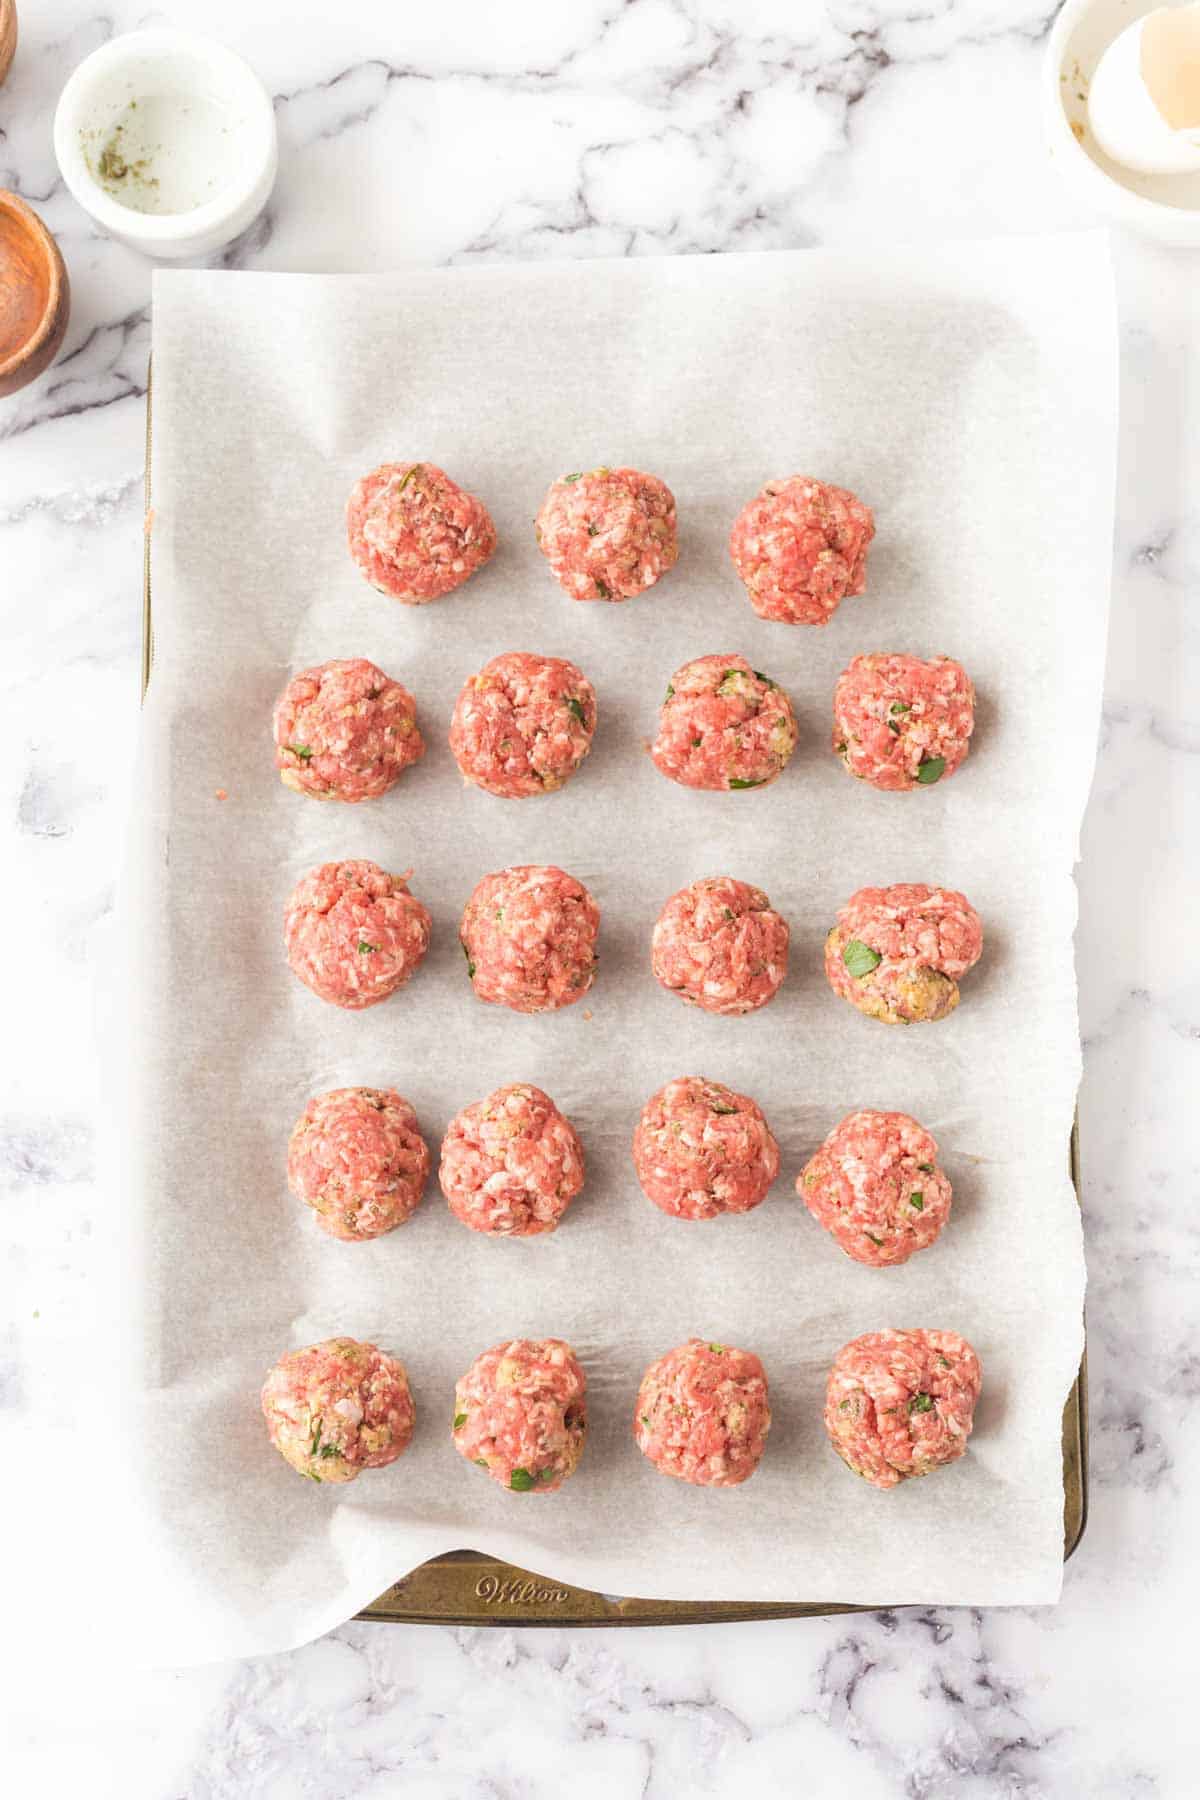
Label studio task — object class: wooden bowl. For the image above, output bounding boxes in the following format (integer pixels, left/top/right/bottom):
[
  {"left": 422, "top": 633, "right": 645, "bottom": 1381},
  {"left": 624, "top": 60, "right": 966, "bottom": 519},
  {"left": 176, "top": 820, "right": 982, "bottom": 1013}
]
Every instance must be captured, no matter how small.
[
  {"left": 0, "top": 0, "right": 16, "bottom": 88},
  {"left": 0, "top": 190, "right": 69, "bottom": 398}
]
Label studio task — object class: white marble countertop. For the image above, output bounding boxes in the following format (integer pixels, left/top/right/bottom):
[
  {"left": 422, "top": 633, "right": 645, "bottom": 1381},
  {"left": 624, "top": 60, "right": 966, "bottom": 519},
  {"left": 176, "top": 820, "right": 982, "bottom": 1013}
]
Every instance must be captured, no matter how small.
[{"left": 3, "top": 2, "right": 1195, "bottom": 1794}]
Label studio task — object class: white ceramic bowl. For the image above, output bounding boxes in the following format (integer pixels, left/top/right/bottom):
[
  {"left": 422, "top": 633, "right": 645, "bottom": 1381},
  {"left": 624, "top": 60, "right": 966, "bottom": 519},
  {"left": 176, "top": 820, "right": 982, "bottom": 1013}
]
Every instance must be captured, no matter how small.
[
  {"left": 53, "top": 29, "right": 277, "bottom": 262},
  {"left": 1044, "top": 0, "right": 1200, "bottom": 245}
]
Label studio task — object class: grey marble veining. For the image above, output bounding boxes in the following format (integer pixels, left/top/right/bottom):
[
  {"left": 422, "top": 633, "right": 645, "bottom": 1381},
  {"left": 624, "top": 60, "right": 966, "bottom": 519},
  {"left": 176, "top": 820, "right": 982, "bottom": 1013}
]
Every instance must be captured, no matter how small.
[{"left": 3, "top": 1, "right": 1197, "bottom": 1795}]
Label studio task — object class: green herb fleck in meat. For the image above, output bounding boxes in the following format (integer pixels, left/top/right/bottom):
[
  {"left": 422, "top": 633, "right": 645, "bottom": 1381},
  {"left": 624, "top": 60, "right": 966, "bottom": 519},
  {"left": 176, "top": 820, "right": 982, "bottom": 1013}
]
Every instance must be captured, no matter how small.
[
  {"left": 708, "top": 1343, "right": 725, "bottom": 1354},
  {"left": 567, "top": 697, "right": 587, "bottom": 725},
  {"left": 453, "top": 1412, "right": 467, "bottom": 1430},
  {"left": 842, "top": 939, "right": 881, "bottom": 978},
  {"left": 729, "top": 776, "right": 764, "bottom": 789},
  {"left": 909, "top": 1392, "right": 934, "bottom": 1413},
  {"left": 289, "top": 744, "right": 313, "bottom": 761},
  {"left": 319, "top": 1444, "right": 340, "bottom": 1459},
  {"left": 562, "top": 472, "right": 582, "bottom": 483},
  {"left": 753, "top": 671, "right": 776, "bottom": 686},
  {"left": 538, "top": 1467, "right": 556, "bottom": 1482},
  {"left": 864, "top": 1231, "right": 884, "bottom": 1247},
  {"left": 890, "top": 700, "right": 911, "bottom": 715},
  {"left": 595, "top": 578, "right": 610, "bottom": 599},
  {"left": 917, "top": 1162, "right": 934, "bottom": 1173},
  {"left": 710, "top": 1101, "right": 738, "bottom": 1116},
  {"left": 396, "top": 464, "right": 420, "bottom": 493},
  {"left": 665, "top": 682, "right": 675, "bottom": 701},
  {"left": 722, "top": 907, "right": 734, "bottom": 920},
  {"left": 909, "top": 1191, "right": 925, "bottom": 1210},
  {"left": 510, "top": 1468, "right": 535, "bottom": 1491},
  {"left": 916, "top": 756, "right": 946, "bottom": 785}
]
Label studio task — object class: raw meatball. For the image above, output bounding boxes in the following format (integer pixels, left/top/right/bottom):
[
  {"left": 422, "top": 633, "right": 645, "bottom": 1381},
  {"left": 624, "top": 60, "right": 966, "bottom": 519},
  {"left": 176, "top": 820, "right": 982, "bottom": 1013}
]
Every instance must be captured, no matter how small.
[
  {"left": 824, "top": 1328, "right": 982, "bottom": 1490},
  {"left": 262, "top": 1337, "right": 415, "bottom": 1483},
  {"left": 833, "top": 654, "right": 975, "bottom": 791},
  {"left": 798, "top": 1109, "right": 952, "bottom": 1266},
  {"left": 534, "top": 466, "right": 678, "bottom": 601},
  {"left": 652, "top": 876, "right": 789, "bottom": 1015},
  {"left": 449, "top": 651, "right": 596, "bottom": 798},
  {"left": 729, "top": 475, "right": 875, "bottom": 625},
  {"left": 284, "top": 859, "right": 432, "bottom": 1010},
  {"left": 825, "top": 883, "right": 983, "bottom": 1025},
  {"left": 347, "top": 461, "right": 496, "bottom": 603},
  {"left": 273, "top": 658, "right": 424, "bottom": 802},
  {"left": 287, "top": 1087, "right": 430, "bottom": 1241},
  {"left": 440, "top": 1083, "right": 584, "bottom": 1237},
  {"left": 461, "top": 865, "right": 599, "bottom": 1013},
  {"left": 632, "top": 1076, "right": 779, "bottom": 1221},
  {"left": 452, "top": 1338, "right": 587, "bottom": 1493},
  {"left": 634, "top": 1339, "right": 771, "bottom": 1487},
  {"left": 651, "top": 655, "right": 798, "bottom": 792}
]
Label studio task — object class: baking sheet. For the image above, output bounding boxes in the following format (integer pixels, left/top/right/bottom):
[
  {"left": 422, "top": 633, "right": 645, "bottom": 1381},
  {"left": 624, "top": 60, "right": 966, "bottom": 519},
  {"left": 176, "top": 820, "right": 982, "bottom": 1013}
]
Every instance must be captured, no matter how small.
[{"left": 113, "top": 238, "right": 1113, "bottom": 1662}]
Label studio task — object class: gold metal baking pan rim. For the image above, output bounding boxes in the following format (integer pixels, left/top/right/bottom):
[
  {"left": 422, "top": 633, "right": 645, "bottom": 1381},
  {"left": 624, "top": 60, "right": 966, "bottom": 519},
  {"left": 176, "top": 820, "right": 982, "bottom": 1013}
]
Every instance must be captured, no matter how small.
[{"left": 141, "top": 369, "right": 1087, "bottom": 1629}]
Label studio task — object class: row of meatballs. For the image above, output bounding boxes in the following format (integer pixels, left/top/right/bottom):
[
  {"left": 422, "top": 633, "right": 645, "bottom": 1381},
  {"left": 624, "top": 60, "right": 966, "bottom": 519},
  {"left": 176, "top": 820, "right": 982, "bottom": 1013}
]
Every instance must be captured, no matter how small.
[
  {"left": 291, "top": 1085, "right": 951, "bottom": 1264},
  {"left": 262, "top": 1330, "right": 982, "bottom": 1494},
  {"left": 285, "top": 862, "right": 984, "bottom": 1025},
  {"left": 274, "top": 651, "right": 975, "bottom": 799},
  {"left": 348, "top": 462, "right": 874, "bottom": 625}
]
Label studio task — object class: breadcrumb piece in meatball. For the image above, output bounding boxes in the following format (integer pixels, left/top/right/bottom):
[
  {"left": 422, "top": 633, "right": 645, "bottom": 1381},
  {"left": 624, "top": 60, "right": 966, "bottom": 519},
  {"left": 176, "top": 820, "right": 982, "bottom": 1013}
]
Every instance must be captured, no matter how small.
[
  {"left": 729, "top": 475, "right": 874, "bottom": 625},
  {"left": 535, "top": 466, "right": 677, "bottom": 601},
  {"left": 825, "top": 883, "right": 983, "bottom": 1025},
  {"left": 453, "top": 1338, "right": 587, "bottom": 1492},
  {"left": 347, "top": 461, "right": 496, "bottom": 603},
  {"left": 824, "top": 1328, "right": 982, "bottom": 1489}
]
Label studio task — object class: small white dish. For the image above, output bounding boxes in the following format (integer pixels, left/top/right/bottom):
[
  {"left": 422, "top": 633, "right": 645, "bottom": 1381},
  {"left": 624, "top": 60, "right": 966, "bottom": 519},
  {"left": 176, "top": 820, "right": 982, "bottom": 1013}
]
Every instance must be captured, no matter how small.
[
  {"left": 1043, "top": 0, "right": 1200, "bottom": 245},
  {"left": 53, "top": 29, "right": 277, "bottom": 262}
]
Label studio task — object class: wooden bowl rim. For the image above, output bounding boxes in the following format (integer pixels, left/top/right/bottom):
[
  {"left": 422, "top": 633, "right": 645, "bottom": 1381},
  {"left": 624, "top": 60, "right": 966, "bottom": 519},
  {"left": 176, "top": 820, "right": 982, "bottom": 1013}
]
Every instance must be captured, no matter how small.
[{"left": 0, "top": 189, "right": 67, "bottom": 384}]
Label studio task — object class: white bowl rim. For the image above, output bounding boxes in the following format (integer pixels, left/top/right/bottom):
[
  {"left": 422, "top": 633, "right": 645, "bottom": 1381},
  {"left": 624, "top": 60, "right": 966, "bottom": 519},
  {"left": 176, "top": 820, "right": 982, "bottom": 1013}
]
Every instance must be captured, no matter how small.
[
  {"left": 52, "top": 28, "right": 277, "bottom": 242},
  {"left": 1042, "top": 0, "right": 1200, "bottom": 234}
]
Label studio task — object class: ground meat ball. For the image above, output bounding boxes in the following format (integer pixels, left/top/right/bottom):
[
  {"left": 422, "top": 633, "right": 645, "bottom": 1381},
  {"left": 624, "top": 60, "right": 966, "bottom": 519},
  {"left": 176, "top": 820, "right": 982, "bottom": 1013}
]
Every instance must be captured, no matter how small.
[
  {"left": 799, "top": 1109, "right": 952, "bottom": 1266},
  {"left": 461, "top": 865, "right": 598, "bottom": 1013},
  {"left": 824, "top": 1328, "right": 982, "bottom": 1489},
  {"left": 534, "top": 466, "right": 678, "bottom": 601},
  {"left": 449, "top": 652, "right": 597, "bottom": 798},
  {"left": 825, "top": 884, "right": 983, "bottom": 1025},
  {"left": 346, "top": 461, "right": 496, "bottom": 603},
  {"left": 632, "top": 1077, "right": 779, "bottom": 1221},
  {"left": 729, "top": 476, "right": 875, "bottom": 625},
  {"left": 833, "top": 654, "right": 975, "bottom": 792},
  {"left": 273, "top": 658, "right": 424, "bottom": 802},
  {"left": 440, "top": 1084, "right": 584, "bottom": 1237},
  {"left": 453, "top": 1338, "right": 587, "bottom": 1493},
  {"left": 652, "top": 877, "right": 789, "bottom": 1015},
  {"left": 284, "top": 859, "right": 432, "bottom": 1009},
  {"left": 287, "top": 1087, "right": 430, "bottom": 1241},
  {"left": 262, "top": 1337, "right": 415, "bottom": 1484},
  {"left": 651, "top": 655, "right": 798, "bottom": 792},
  {"left": 634, "top": 1339, "right": 771, "bottom": 1487}
]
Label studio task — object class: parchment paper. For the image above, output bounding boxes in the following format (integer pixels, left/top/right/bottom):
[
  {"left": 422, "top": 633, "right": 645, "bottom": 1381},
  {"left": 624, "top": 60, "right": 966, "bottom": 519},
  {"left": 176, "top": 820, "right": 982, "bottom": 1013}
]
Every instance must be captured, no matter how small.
[{"left": 116, "top": 237, "right": 1114, "bottom": 1662}]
